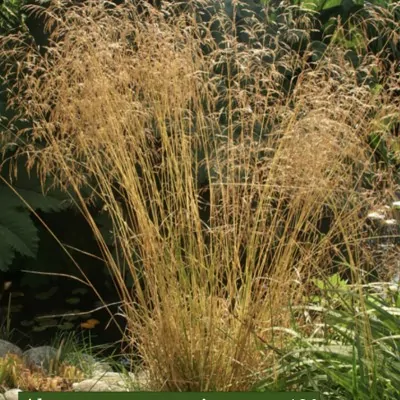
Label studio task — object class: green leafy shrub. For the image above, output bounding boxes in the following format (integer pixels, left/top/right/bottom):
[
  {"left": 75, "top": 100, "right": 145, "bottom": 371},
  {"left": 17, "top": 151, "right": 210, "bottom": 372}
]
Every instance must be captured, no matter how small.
[{"left": 0, "top": 156, "right": 74, "bottom": 271}]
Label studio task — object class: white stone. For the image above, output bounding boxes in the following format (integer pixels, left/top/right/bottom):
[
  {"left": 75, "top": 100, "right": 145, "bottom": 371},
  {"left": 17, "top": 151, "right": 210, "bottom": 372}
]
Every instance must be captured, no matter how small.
[
  {"left": 72, "top": 379, "right": 113, "bottom": 392},
  {"left": 72, "top": 370, "right": 151, "bottom": 392},
  {"left": 4, "top": 389, "right": 22, "bottom": 400},
  {"left": 392, "top": 201, "right": 400, "bottom": 208},
  {"left": 367, "top": 212, "right": 385, "bottom": 220}
]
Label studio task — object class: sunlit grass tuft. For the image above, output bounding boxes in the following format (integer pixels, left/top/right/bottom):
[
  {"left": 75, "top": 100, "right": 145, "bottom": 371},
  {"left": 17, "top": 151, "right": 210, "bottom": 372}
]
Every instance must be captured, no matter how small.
[{"left": 1, "top": 0, "right": 399, "bottom": 391}]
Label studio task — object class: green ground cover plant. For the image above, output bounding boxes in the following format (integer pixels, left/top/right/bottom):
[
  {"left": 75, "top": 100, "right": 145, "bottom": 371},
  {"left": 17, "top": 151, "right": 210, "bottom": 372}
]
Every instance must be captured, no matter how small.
[{"left": 255, "top": 280, "right": 400, "bottom": 399}]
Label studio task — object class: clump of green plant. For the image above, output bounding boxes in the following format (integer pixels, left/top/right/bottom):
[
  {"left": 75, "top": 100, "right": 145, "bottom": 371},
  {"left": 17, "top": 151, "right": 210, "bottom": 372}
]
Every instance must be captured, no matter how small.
[
  {"left": 255, "top": 280, "right": 400, "bottom": 399},
  {"left": 1, "top": 0, "right": 399, "bottom": 392}
]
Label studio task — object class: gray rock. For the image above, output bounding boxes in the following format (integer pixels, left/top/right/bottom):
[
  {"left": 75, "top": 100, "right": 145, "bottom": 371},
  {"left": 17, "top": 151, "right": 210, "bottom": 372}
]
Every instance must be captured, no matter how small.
[
  {"left": 3, "top": 389, "right": 22, "bottom": 400},
  {"left": 23, "top": 346, "right": 58, "bottom": 372},
  {"left": 0, "top": 393, "right": 5, "bottom": 400},
  {"left": 0, "top": 340, "right": 22, "bottom": 358}
]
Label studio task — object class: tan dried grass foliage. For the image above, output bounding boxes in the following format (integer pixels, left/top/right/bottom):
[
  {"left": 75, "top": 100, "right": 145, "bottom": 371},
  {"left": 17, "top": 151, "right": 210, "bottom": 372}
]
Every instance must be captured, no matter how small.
[{"left": 0, "top": 353, "right": 84, "bottom": 392}]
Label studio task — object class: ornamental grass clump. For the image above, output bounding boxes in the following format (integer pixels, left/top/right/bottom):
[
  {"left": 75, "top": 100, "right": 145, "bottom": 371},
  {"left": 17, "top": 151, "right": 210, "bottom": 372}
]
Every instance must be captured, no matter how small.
[{"left": 1, "top": 0, "right": 399, "bottom": 391}]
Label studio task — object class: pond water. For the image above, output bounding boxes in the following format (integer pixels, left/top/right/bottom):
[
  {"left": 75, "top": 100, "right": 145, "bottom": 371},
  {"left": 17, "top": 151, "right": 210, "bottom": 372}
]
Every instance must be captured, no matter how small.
[{"left": 0, "top": 269, "right": 128, "bottom": 360}]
